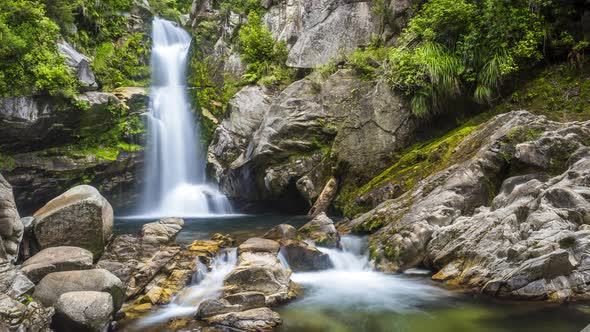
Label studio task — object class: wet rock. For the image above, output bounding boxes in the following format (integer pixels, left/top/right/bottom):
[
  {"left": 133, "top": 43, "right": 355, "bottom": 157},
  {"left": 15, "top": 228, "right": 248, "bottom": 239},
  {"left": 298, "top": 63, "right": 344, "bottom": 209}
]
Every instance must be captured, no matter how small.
[
  {"left": 212, "top": 233, "right": 236, "bottom": 247},
  {"left": 204, "top": 307, "right": 281, "bottom": 331},
  {"left": 21, "top": 246, "right": 93, "bottom": 283},
  {"left": 141, "top": 217, "right": 184, "bottom": 244},
  {"left": 196, "top": 298, "right": 242, "bottom": 318},
  {"left": 299, "top": 213, "right": 341, "bottom": 248},
  {"left": 224, "top": 248, "right": 294, "bottom": 305},
  {"left": 32, "top": 185, "right": 113, "bottom": 255},
  {"left": 53, "top": 291, "right": 113, "bottom": 332},
  {"left": 33, "top": 269, "right": 124, "bottom": 309},
  {"left": 263, "top": 224, "right": 298, "bottom": 241},
  {"left": 0, "top": 173, "right": 22, "bottom": 262},
  {"left": 0, "top": 293, "right": 53, "bottom": 332},
  {"left": 279, "top": 240, "right": 333, "bottom": 272},
  {"left": 238, "top": 238, "right": 280, "bottom": 254}
]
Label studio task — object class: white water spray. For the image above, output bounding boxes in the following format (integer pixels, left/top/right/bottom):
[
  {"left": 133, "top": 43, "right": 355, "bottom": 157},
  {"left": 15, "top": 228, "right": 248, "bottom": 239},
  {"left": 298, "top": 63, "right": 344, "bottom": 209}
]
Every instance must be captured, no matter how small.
[
  {"left": 141, "top": 18, "right": 231, "bottom": 217},
  {"left": 135, "top": 248, "right": 238, "bottom": 327},
  {"left": 290, "top": 236, "right": 450, "bottom": 311}
]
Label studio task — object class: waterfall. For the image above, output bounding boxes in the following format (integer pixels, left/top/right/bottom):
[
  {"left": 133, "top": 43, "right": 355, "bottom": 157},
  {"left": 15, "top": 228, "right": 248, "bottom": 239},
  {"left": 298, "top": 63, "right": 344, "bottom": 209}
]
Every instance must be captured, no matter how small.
[
  {"left": 289, "top": 236, "right": 451, "bottom": 311},
  {"left": 135, "top": 248, "right": 238, "bottom": 327},
  {"left": 141, "top": 18, "right": 231, "bottom": 217}
]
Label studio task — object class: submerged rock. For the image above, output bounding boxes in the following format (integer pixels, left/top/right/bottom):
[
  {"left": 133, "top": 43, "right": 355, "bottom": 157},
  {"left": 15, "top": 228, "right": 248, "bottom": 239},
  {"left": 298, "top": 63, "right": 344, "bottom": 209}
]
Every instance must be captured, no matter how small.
[
  {"left": 33, "top": 269, "right": 124, "bottom": 309},
  {"left": 53, "top": 291, "right": 113, "bottom": 332},
  {"left": 21, "top": 246, "right": 93, "bottom": 283},
  {"left": 204, "top": 307, "right": 281, "bottom": 331},
  {"left": 32, "top": 185, "right": 113, "bottom": 255},
  {"left": 299, "top": 213, "right": 341, "bottom": 248},
  {"left": 350, "top": 111, "right": 590, "bottom": 301},
  {"left": 0, "top": 173, "right": 22, "bottom": 262},
  {"left": 263, "top": 224, "right": 298, "bottom": 241}
]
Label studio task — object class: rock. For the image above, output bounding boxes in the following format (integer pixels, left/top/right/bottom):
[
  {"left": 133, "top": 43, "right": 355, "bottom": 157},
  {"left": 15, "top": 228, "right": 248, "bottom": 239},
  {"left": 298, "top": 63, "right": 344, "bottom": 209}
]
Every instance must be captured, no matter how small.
[
  {"left": 33, "top": 185, "right": 113, "bottom": 255},
  {"left": 208, "top": 86, "right": 272, "bottom": 181},
  {"left": 21, "top": 246, "right": 93, "bottom": 283},
  {"left": 0, "top": 173, "right": 22, "bottom": 262},
  {"left": 299, "top": 213, "right": 341, "bottom": 248},
  {"left": 263, "top": 224, "right": 298, "bottom": 241},
  {"left": 308, "top": 176, "right": 338, "bottom": 218},
  {"left": 279, "top": 240, "right": 333, "bottom": 272},
  {"left": 204, "top": 307, "right": 281, "bottom": 331},
  {"left": 33, "top": 269, "right": 124, "bottom": 309},
  {"left": 212, "top": 233, "right": 236, "bottom": 247},
  {"left": 141, "top": 217, "right": 184, "bottom": 244},
  {"left": 57, "top": 41, "right": 98, "bottom": 90},
  {"left": 196, "top": 298, "right": 242, "bottom": 318},
  {"left": 53, "top": 291, "right": 113, "bottom": 332},
  {"left": 348, "top": 111, "right": 590, "bottom": 301},
  {"left": 210, "top": 70, "right": 415, "bottom": 211},
  {"left": 223, "top": 291, "right": 266, "bottom": 309},
  {"left": 224, "top": 249, "right": 294, "bottom": 305},
  {"left": 0, "top": 293, "right": 53, "bottom": 332},
  {"left": 0, "top": 258, "right": 35, "bottom": 299},
  {"left": 238, "top": 238, "right": 280, "bottom": 254}
]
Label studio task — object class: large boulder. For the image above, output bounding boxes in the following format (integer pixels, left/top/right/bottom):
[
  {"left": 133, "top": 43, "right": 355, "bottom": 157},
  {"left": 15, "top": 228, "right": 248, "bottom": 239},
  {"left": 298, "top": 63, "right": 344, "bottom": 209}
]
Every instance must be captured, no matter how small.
[
  {"left": 0, "top": 173, "right": 22, "bottom": 262},
  {"left": 299, "top": 213, "right": 341, "bottom": 248},
  {"left": 140, "top": 217, "right": 184, "bottom": 244},
  {"left": 224, "top": 244, "right": 295, "bottom": 306},
  {"left": 33, "top": 185, "right": 113, "bottom": 255},
  {"left": 0, "top": 293, "right": 53, "bottom": 332},
  {"left": 53, "top": 291, "right": 113, "bottom": 332},
  {"left": 349, "top": 111, "right": 590, "bottom": 301},
  {"left": 33, "top": 269, "right": 124, "bottom": 309},
  {"left": 21, "top": 246, "right": 93, "bottom": 283}
]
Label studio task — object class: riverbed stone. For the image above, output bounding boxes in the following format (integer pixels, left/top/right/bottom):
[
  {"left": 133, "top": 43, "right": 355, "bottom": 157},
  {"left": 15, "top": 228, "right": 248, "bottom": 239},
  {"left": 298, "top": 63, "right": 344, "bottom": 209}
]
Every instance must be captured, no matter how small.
[
  {"left": 33, "top": 185, "right": 113, "bottom": 255},
  {"left": 53, "top": 291, "right": 113, "bottom": 332},
  {"left": 204, "top": 307, "right": 281, "bottom": 331},
  {"left": 140, "top": 217, "right": 184, "bottom": 244},
  {"left": 33, "top": 269, "right": 124, "bottom": 309},
  {"left": 299, "top": 213, "right": 341, "bottom": 248},
  {"left": 279, "top": 240, "right": 333, "bottom": 272},
  {"left": 238, "top": 238, "right": 280, "bottom": 254},
  {"left": 263, "top": 224, "right": 298, "bottom": 241},
  {"left": 21, "top": 246, "right": 93, "bottom": 283}
]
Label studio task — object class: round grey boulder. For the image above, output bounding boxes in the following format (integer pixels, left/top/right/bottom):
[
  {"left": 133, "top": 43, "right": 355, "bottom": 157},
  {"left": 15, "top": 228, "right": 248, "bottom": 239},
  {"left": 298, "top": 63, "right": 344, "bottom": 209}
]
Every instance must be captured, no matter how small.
[
  {"left": 53, "top": 291, "right": 113, "bottom": 332},
  {"left": 21, "top": 246, "right": 93, "bottom": 283}
]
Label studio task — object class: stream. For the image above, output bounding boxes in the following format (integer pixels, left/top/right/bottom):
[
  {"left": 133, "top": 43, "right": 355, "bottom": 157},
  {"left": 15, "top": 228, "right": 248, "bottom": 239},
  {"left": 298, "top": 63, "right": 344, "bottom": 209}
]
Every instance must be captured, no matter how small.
[{"left": 115, "top": 215, "right": 589, "bottom": 332}]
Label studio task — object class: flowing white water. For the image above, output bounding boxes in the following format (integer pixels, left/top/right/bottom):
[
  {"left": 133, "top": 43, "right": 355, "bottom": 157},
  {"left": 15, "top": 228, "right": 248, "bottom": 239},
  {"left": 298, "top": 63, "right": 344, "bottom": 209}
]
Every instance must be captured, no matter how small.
[
  {"left": 140, "top": 18, "right": 231, "bottom": 218},
  {"left": 135, "top": 248, "right": 238, "bottom": 327},
  {"left": 289, "top": 236, "right": 451, "bottom": 312}
]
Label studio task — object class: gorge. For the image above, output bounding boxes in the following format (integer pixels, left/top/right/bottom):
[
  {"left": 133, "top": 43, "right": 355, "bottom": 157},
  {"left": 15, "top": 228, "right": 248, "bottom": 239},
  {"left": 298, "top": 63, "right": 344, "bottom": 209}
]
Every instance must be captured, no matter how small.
[{"left": 0, "top": 0, "right": 590, "bottom": 331}]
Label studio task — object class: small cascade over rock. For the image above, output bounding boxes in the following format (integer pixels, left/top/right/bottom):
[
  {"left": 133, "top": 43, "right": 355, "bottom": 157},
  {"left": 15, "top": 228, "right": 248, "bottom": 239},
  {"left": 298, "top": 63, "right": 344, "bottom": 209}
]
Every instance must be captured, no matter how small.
[{"left": 140, "top": 18, "right": 231, "bottom": 217}]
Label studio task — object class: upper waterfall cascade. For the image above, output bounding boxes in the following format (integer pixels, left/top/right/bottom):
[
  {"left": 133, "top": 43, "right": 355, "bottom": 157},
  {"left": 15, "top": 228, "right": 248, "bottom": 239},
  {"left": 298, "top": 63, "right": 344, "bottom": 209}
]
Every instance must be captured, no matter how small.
[{"left": 140, "top": 18, "right": 231, "bottom": 217}]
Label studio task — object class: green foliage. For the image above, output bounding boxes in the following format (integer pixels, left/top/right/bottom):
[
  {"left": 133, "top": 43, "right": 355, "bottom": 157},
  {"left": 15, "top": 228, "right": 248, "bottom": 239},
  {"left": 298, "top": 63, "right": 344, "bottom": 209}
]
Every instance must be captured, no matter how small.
[
  {"left": 0, "top": 0, "right": 78, "bottom": 97},
  {"left": 348, "top": 42, "right": 388, "bottom": 80},
  {"left": 385, "top": 0, "right": 587, "bottom": 116},
  {"left": 92, "top": 33, "right": 151, "bottom": 90},
  {"left": 238, "top": 12, "right": 294, "bottom": 87}
]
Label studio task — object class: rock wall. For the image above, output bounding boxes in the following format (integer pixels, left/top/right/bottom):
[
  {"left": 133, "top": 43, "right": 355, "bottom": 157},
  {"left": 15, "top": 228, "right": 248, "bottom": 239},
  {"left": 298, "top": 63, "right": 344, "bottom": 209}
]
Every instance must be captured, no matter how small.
[
  {"left": 208, "top": 70, "right": 416, "bottom": 211},
  {"left": 347, "top": 111, "right": 590, "bottom": 301}
]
